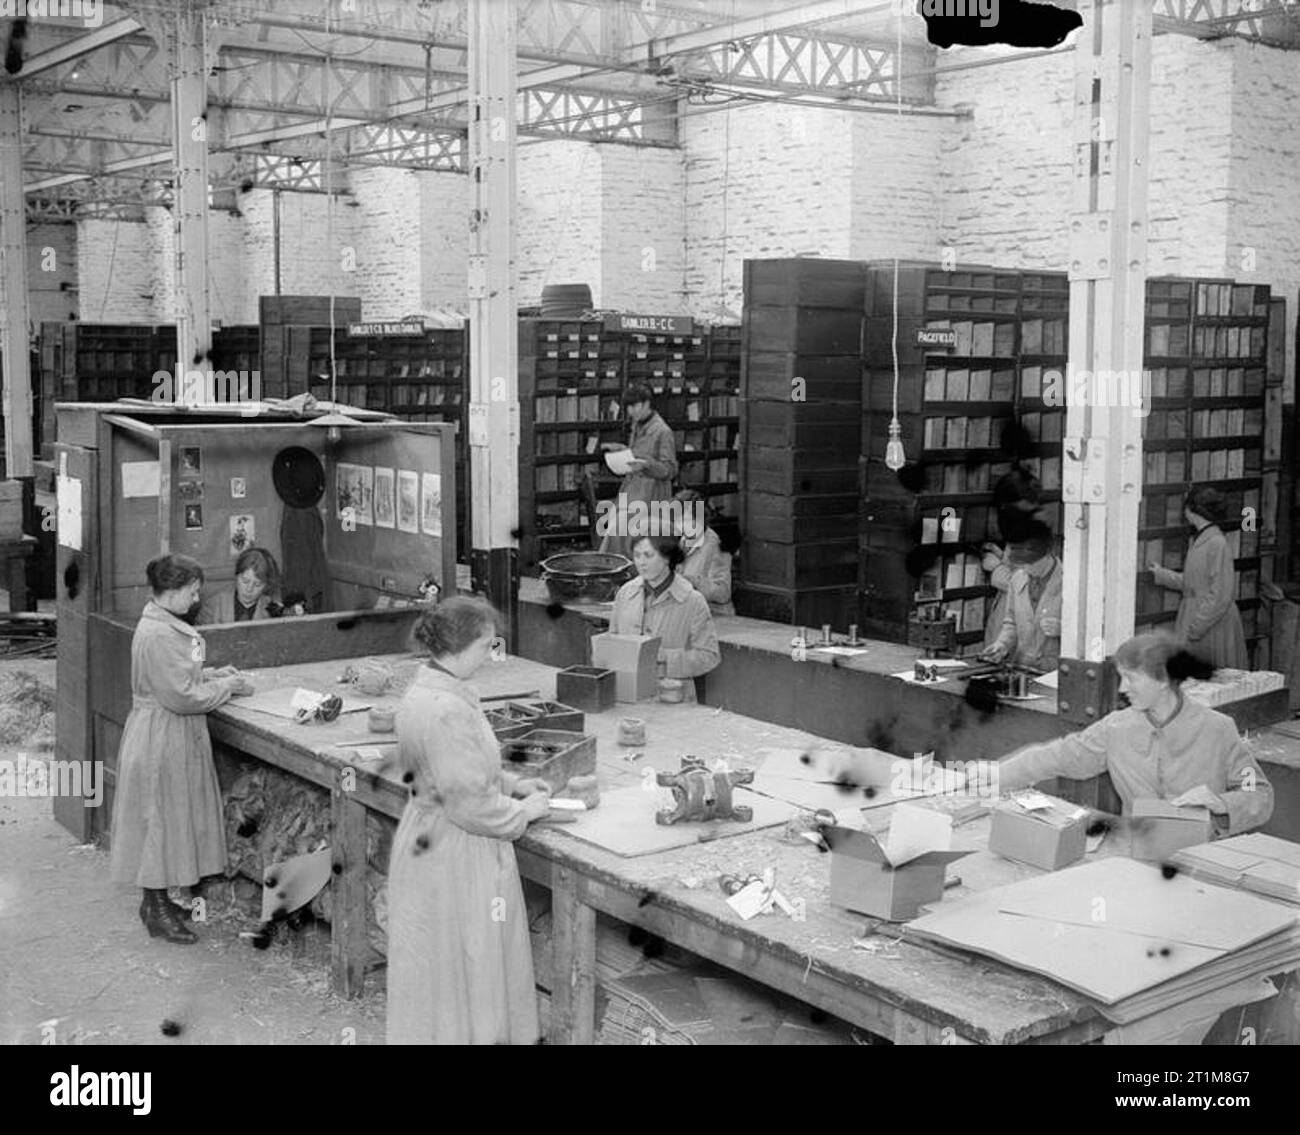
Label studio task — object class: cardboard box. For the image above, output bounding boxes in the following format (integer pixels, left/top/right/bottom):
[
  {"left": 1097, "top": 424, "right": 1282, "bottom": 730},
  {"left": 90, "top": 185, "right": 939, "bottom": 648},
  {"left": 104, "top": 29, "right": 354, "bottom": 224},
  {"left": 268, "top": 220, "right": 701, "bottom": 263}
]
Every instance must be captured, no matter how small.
[
  {"left": 989, "top": 793, "right": 1089, "bottom": 871},
  {"left": 827, "top": 826, "right": 971, "bottom": 922},
  {"left": 1127, "top": 799, "right": 1213, "bottom": 863},
  {"left": 591, "top": 633, "right": 661, "bottom": 702}
]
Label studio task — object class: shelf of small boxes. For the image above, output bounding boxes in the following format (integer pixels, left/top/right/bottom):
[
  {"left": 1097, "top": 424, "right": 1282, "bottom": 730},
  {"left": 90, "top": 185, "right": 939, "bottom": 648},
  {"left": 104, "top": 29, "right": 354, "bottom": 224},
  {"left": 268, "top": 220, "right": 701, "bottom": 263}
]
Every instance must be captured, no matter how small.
[
  {"left": 863, "top": 265, "right": 1067, "bottom": 652},
  {"left": 1134, "top": 280, "right": 1270, "bottom": 659},
  {"left": 307, "top": 325, "right": 470, "bottom": 554},
  {"left": 518, "top": 319, "right": 740, "bottom": 569},
  {"left": 864, "top": 270, "right": 1274, "bottom": 656}
]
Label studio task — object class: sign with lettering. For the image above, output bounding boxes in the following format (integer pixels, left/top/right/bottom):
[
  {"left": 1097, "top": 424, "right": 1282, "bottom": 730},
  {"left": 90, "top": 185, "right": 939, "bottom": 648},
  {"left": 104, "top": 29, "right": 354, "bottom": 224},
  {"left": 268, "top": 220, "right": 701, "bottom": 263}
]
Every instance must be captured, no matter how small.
[
  {"left": 347, "top": 322, "right": 426, "bottom": 337},
  {"left": 915, "top": 328, "right": 957, "bottom": 349},
  {"left": 604, "top": 314, "right": 695, "bottom": 336}
]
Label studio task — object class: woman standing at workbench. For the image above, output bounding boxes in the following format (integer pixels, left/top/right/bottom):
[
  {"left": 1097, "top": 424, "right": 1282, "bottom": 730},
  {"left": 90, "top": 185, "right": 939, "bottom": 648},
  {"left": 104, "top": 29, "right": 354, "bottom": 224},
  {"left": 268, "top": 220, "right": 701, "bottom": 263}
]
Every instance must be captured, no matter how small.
[
  {"left": 110, "top": 554, "right": 255, "bottom": 944},
  {"left": 387, "top": 597, "right": 555, "bottom": 1045},
  {"left": 599, "top": 384, "right": 679, "bottom": 560}
]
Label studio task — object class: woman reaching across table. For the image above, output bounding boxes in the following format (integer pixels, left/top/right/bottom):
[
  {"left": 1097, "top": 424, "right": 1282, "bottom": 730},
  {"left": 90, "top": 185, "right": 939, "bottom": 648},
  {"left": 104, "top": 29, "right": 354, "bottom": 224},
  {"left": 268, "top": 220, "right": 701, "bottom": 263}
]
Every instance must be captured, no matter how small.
[{"left": 996, "top": 633, "right": 1272, "bottom": 836}]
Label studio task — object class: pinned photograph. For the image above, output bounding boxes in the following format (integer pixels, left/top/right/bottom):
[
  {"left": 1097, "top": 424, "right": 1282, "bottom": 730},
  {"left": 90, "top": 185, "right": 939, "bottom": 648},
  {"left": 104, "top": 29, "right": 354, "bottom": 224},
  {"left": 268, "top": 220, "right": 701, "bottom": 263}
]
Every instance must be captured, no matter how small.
[
  {"left": 336, "top": 463, "right": 374, "bottom": 527},
  {"left": 374, "top": 467, "right": 395, "bottom": 529},
  {"left": 179, "top": 447, "right": 202, "bottom": 476},
  {"left": 230, "top": 477, "right": 247, "bottom": 500},
  {"left": 421, "top": 473, "right": 442, "bottom": 537},
  {"left": 177, "top": 480, "right": 204, "bottom": 503},
  {"left": 397, "top": 470, "right": 419, "bottom": 533},
  {"left": 184, "top": 504, "right": 203, "bottom": 530},
  {"left": 229, "top": 514, "right": 255, "bottom": 555}
]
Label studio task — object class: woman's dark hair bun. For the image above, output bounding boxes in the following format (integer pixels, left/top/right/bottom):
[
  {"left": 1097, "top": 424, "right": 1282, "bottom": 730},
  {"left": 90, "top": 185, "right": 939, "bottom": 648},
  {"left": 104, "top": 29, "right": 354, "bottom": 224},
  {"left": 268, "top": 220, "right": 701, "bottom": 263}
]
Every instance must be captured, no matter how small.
[{"left": 1165, "top": 648, "right": 1214, "bottom": 683}]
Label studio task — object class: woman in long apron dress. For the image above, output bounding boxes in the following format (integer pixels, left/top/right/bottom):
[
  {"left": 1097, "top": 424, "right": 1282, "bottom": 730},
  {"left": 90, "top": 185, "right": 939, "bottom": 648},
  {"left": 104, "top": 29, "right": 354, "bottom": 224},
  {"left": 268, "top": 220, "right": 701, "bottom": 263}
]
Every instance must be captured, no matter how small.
[
  {"left": 386, "top": 597, "right": 555, "bottom": 1045},
  {"left": 1148, "top": 486, "right": 1248, "bottom": 669},
  {"left": 110, "top": 554, "right": 255, "bottom": 944},
  {"left": 599, "top": 384, "right": 678, "bottom": 560}
]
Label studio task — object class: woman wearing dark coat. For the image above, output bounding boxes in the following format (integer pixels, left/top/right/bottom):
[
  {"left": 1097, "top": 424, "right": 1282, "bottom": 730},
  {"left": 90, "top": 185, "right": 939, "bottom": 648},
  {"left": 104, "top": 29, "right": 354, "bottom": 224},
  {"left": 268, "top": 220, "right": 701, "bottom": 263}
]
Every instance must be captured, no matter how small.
[
  {"left": 110, "top": 554, "right": 254, "bottom": 944},
  {"left": 1149, "top": 486, "right": 1248, "bottom": 669}
]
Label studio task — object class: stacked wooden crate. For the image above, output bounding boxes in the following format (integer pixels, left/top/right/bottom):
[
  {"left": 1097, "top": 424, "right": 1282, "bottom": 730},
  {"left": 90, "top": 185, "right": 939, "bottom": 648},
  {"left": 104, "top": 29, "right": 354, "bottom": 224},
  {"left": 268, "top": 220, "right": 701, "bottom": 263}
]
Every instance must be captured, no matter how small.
[
  {"left": 258, "top": 295, "right": 361, "bottom": 399},
  {"left": 737, "top": 259, "right": 866, "bottom": 629}
]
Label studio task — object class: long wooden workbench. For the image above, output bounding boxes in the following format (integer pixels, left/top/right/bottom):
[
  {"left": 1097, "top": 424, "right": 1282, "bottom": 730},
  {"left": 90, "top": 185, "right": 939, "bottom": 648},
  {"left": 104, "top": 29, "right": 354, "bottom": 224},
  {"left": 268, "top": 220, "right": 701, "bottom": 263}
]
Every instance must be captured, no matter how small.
[{"left": 203, "top": 650, "right": 1294, "bottom": 1045}]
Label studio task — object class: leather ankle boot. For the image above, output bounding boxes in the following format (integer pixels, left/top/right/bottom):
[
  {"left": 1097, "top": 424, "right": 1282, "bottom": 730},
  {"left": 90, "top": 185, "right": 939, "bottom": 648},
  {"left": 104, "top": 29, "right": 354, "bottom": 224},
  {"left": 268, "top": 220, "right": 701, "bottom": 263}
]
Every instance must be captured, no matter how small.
[{"left": 140, "top": 889, "right": 197, "bottom": 945}]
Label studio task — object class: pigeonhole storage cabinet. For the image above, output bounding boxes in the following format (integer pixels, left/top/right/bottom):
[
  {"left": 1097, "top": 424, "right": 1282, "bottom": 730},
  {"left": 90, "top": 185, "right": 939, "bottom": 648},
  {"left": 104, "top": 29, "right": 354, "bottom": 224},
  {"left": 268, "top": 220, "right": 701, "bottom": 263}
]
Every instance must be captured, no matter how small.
[{"left": 52, "top": 402, "right": 455, "bottom": 843}]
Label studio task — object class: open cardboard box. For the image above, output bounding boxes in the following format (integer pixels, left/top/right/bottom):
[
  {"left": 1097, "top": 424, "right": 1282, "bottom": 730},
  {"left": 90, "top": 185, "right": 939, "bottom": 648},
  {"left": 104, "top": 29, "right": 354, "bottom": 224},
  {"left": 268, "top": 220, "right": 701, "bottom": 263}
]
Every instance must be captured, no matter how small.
[
  {"left": 591, "top": 632, "right": 661, "bottom": 702},
  {"left": 827, "top": 805, "right": 973, "bottom": 921},
  {"left": 989, "top": 792, "right": 1090, "bottom": 871}
]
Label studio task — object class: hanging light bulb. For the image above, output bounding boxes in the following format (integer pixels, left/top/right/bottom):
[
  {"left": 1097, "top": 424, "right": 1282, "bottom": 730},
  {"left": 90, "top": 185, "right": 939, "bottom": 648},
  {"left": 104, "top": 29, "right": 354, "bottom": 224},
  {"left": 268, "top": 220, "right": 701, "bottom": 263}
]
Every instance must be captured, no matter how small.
[{"left": 884, "top": 417, "right": 906, "bottom": 471}]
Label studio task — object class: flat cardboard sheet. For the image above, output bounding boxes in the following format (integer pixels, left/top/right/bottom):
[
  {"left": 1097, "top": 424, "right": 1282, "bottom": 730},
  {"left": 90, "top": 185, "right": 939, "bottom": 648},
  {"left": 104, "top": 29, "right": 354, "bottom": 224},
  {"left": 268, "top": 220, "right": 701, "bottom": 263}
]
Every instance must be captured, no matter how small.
[
  {"left": 909, "top": 858, "right": 1298, "bottom": 1006},
  {"left": 553, "top": 785, "right": 792, "bottom": 857},
  {"left": 237, "top": 685, "right": 373, "bottom": 720}
]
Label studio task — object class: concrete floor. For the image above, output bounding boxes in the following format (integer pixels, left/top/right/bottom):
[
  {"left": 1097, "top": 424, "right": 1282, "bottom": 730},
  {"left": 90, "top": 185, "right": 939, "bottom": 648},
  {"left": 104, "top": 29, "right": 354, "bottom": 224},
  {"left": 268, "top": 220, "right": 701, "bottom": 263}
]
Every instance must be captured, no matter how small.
[{"left": 0, "top": 657, "right": 389, "bottom": 1046}]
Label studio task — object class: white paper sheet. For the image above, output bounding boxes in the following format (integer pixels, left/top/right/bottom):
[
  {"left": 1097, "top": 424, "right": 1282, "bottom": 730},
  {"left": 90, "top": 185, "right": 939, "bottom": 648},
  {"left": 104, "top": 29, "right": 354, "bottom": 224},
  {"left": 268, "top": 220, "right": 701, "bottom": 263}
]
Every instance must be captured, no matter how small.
[
  {"left": 882, "top": 803, "right": 953, "bottom": 867},
  {"left": 56, "top": 474, "right": 82, "bottom": 551},
  {"left": 121, "top": 461, "right": 160, "bottom": 498}
]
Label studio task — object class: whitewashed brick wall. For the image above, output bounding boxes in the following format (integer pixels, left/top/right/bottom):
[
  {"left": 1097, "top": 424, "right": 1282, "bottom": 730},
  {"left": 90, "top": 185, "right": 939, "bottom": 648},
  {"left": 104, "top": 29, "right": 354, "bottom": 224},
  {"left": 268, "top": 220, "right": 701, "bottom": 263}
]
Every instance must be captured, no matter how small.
[
  {"left": 1226, "top": 41, "right": 1300, "bottom": 401},
  {"left": 517, "top": 140, "right": 604, "bottom": 306},
  {"left": 419, "top": 170, "right": 469, "bottom": 313},
  {"left": 596, "top": 144, "right": 686, "bottom": 312},
  {"left": 683, "top": 103, "right": 855, "bottom": 318},
  {"left": 349, "top": 167, "right": 423, "bottom": 318},
  {"left": 76, "top": 217, "right": 159, "bottom": 322}
]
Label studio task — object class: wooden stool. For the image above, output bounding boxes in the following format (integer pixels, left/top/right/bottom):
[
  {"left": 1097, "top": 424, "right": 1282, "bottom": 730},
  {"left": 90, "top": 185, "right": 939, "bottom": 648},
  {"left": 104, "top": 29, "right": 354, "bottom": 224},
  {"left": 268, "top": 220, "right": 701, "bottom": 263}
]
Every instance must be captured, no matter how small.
[{"left": 0, "top": 536, "right": 37, "bottom": 612}]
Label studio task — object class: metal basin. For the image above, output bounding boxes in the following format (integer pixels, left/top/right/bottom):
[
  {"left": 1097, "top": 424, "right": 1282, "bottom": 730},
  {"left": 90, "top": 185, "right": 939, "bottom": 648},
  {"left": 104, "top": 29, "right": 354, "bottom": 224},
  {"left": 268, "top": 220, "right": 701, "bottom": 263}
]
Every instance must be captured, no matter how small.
[{"left": 540, "top": 552, "right": 634, "bottom": 604}]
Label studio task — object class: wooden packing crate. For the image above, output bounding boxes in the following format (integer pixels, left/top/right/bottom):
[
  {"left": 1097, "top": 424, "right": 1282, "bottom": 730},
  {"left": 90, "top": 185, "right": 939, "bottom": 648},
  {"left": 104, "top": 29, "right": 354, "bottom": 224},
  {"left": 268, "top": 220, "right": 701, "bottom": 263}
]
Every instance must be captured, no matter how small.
[
  {"left": 732, "top": 582, "right": 858, "bottom": 629},
  {"left": 745, "top": 445, "right": 860, "bottom": 493},
  {"left": 743, "top": 352, "right": 862, "bottom": 403},
  {"left": 499, "top": 729, "right": 597, "bottom": 793},
  {"left": 745, "top": 306, "right": 864, "bottom": 356},
  {"left": 746, "top": 491, "right": 859, "bottom": 544},
  {"left": 742, "top": 537, "right": 860, "bottom": 588},
  {"left": 745, "top": 400, "right": 861, "bottom": 450}
]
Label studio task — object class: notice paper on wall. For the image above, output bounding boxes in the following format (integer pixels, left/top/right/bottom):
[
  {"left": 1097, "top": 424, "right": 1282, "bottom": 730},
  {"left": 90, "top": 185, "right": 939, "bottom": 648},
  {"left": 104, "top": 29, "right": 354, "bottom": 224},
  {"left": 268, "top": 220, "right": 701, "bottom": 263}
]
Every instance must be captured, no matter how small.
[
  {"left": 121, "top": 461, "right": 160, "bottom": 498},
  {"left": 56, "top": 473, "right": 82, "bottom": 551}
]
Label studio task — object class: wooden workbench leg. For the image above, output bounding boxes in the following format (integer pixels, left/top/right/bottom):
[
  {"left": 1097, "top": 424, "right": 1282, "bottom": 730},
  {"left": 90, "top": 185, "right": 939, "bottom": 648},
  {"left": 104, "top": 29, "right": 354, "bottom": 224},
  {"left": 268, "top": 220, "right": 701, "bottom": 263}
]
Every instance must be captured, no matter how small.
[
  {"left": 7, "top": 556, "right": 28, "bottom": 612},
  {"left": 549, "top": 865, "right": 597, "bottom": 1045},
  {"left": 330, "top": 778, "right": 368, "bottom": 1000}
]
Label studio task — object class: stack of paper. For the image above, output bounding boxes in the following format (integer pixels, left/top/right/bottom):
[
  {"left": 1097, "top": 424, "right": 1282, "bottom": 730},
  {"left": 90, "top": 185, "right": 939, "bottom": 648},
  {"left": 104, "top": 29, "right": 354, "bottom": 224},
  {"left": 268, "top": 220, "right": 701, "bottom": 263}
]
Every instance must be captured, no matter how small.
[
  {"left": 1171, "top": 833, "right": 1300, "bottom": 906},
  {"left": 908, "top": 858, "right": 1300, "bottom": 1023}
]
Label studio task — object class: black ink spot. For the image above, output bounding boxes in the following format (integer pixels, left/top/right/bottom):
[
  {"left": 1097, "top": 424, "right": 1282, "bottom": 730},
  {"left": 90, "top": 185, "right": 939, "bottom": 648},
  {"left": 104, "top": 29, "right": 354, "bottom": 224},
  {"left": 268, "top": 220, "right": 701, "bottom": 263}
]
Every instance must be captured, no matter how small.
[
  {"left": 866, "top": 719, "right": 896, "bottom": 752},
  {"left": 1159, "top": 947, "right": 1171, "bottom": 958},
  {"left": 920, "top": 0, "right": 1082, "bottom": 50},
  {"left": 510, "top": 526, "right": 524, "bottom": 541},
  {"left": 275, "top": 890, "right": 286, "bottom": 900},
  {"left": 1085, "top": 818, "right": 1111, "bottom": 838},
  {"left": 638, "top": 891, "right": 657, "bottom": 908},
  {"left": 642, "top": 936, "right": 665, "bottom": 960},
  {"left": 798, "top": 752, "right": 812, "bottom": 766},
  {"left": 264, "top": 874, "right": 278, "bottom": 889},
  {"left": 834, "top": 772, "right": 857, "bottom": 794},
  {"left": 963, "top": 680, "right": 1000, "bottom": 716},
  {"left": 236, "top": 819, "right": 258, "bottom": 838},
  {"left": 63, "top": 561, "right": 80, "bottom": 601},
  {"left": 332, "top": 862, "right": 343, "bottom": 875},
  {"left": 506, "top": 748, "right": 529, "bottom": 763},
  {"left": 863, "top": 786, "right": 877, "bottom": 800},
  {"left": 545, "top": 602, "right": 565, "bottom": 620},
  {"left": 402, "top": 771, "right": 415, "bottom": 784},
  {"left": 897, "top": 462, "right": 928, "bottom": 494},
  {"left": 414, "top": 834, "right": 430, "bottom": 855},
  {"left": 627, "top": 926, "right": 648, "bottom": 947},
  {"left": 250, "top": 925, "right": 272, "bottom": 950},
  {"left": 160, "top": 1019, "right": 182, "bottom": 1037},
  {"left": 239, "top": 178, "right": 255, "bottom": 193},
  {"left": 809, "top": 1009, "right": 828, "bottom": 1025},
  {"left": 1160, "top": 863, "right": 1179, "bottom": 880},
  {"left": 904, "top": 545, "right": 941, "bottom": 578}
]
